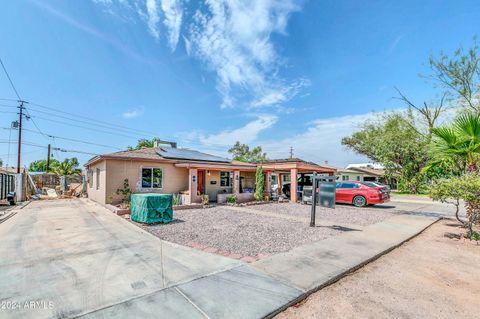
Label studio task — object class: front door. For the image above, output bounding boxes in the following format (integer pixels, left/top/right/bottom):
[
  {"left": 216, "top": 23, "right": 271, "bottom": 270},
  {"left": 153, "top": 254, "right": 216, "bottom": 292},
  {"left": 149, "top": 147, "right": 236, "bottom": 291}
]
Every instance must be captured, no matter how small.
[{"left": 197, "top": 170, "right": 205, "bottom": 195}]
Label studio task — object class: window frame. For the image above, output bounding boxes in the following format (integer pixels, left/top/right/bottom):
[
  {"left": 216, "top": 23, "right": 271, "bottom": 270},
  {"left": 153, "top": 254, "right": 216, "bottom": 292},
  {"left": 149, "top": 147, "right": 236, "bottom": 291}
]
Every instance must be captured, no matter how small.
[
  {"left": 219, "top": 171, "right": 232, "bottom": 187},
  {"left": 95, "top": 168, "right": 100, "bottom": 190},
  {"left": 141, "top": 167, "right": 163, "bottom": 189}
]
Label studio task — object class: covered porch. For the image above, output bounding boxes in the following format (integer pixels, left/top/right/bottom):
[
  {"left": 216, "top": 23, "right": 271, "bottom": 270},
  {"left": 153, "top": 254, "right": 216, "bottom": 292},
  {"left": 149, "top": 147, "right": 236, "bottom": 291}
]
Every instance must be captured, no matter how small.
[
  {"left": 174, "top": 162, "right": 257, "bottom": 204},
  {"left": 261, "top": 159, "right": 336, "bottom": 203}
]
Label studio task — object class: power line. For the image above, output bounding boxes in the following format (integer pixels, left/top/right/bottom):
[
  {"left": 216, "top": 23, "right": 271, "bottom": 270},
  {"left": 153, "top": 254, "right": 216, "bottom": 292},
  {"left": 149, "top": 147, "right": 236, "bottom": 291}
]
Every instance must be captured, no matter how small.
[
  {"left": 0, "top": 57, "right": 21, "bottom": 100},
  {"left": 0, "top": 140, "right": 100, "bottom": 156},
  {"left": 23, "top": 105, "right": 49, "bottom": 140},
  {"left": 29, "top": 114, "right": 146, "bottom": 140},
  {"left": 25, "top": 107, "right": 153, "bottom": 138},
  {"left": 27, "top": 101, "right": 162, "bottom": 137},
  {"left": 0, "top": 127, "right": 122, "bottom": 150}
]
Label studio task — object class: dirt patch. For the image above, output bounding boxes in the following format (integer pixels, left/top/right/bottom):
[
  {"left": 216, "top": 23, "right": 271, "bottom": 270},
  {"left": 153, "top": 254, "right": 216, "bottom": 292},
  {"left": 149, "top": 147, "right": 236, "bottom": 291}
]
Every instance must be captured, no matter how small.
[{"left": 275, "top": 219, "right": 480, "bottom": 319}]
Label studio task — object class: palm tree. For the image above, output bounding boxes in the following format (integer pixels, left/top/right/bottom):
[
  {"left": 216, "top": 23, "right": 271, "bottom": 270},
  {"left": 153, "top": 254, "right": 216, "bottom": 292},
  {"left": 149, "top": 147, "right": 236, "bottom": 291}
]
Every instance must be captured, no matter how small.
[
  {"left": 429, "top": 113, "right": 480, "bottom": 173},
  {"left": 53, "top": 158, "right": 81, "bottom": 176}
]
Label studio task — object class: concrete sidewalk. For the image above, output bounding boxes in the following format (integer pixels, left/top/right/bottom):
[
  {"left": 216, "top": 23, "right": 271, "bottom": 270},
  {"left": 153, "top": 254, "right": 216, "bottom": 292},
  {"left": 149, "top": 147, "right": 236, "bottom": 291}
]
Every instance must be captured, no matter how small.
[{"left": 0, "top": 199, "right": 439, "bottom": 319}]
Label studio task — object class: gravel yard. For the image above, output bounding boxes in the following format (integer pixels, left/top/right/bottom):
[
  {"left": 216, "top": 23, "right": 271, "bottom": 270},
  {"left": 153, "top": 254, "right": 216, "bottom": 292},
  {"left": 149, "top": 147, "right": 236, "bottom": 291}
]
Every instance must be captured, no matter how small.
[
  {"left": 134, "top": 202, "right": 396, "bottom": 259},
  {"left": 135, "top": 206, "right": 342, "bottom": 258},
  {"left": 250, "top": 202, "right": 398, "bottom": 226}
]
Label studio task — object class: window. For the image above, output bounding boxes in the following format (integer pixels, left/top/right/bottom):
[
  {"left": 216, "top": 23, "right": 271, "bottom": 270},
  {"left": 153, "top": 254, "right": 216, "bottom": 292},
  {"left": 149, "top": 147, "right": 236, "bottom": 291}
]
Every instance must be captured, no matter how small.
[
  {"left": 342, "top": 175, "right": 349, "bottom": 181},
  {"left": 356, "top": 176, "right": 361, "bottom": 181},
  {"left": 342, "top": 183, "right": 360, "bottom": 189},
  {"left": 87, "top": 170, "right": 93, "bottom": 188},
  {"left": 220, "top": 171, "right": 231, "bottom": 187},
  {"left": 142, "top": 168, "right": 163, "bottom": 189},
  {"left": 96, "top": 168, "right": 100, "bottom": 190}
]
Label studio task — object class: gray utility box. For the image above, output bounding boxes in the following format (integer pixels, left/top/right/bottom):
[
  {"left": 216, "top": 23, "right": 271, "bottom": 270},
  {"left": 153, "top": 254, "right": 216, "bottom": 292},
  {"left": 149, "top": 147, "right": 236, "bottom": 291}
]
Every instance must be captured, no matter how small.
[{"left": 301, "top": 186, "right": 313, "bottom": 204}]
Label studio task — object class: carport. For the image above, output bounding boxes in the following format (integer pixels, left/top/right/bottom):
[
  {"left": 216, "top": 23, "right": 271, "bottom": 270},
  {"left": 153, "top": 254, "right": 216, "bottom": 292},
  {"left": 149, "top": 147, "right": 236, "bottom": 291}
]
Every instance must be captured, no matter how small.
[{"left": 261, "top": 158, "right": 336, "bottom": 203}]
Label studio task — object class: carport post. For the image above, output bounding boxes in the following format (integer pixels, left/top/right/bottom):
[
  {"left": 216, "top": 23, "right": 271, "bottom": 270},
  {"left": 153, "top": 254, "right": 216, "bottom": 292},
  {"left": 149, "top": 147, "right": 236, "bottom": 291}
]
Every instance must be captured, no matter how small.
[{"left": 310, "top": 172, "right": 317, "bottom": 227}]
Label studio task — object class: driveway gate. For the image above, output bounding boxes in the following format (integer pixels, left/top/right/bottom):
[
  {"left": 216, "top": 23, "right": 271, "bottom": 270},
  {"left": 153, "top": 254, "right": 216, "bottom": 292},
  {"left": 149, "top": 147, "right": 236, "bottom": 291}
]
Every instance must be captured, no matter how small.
[{"left": 0, "top": 173, "right": 15, "bottom": 201}]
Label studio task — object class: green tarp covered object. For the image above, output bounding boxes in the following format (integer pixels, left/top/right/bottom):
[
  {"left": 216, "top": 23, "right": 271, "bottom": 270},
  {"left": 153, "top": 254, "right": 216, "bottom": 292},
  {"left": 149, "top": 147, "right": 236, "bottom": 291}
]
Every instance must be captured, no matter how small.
[{"left": 130, "top": 193, "right": 173, "bottom": 224}]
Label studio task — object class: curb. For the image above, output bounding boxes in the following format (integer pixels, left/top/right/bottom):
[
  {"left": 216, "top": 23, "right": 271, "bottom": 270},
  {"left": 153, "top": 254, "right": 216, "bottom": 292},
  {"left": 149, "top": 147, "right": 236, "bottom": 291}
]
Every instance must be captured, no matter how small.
[{"left": 264, "top": 217, "right": 442, "bottom": 318}]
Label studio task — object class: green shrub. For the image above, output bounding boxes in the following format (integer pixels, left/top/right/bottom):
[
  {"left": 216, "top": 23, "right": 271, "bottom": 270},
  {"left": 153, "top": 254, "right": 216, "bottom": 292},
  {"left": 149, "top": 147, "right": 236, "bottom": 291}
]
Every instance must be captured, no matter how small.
[
  {"left": 226, "top": 194, "right": 237, "bottom": 204},
  {"left": 172, "top": 193, "right": 182, "bottom": 206},
  {"left": 254, "top": 166, "right": 264, "bottom": 201},
  {"left": 201, "top": 194, "right": 209, "bottom": 205},
  {"left": 429, "top": 174, "right": 480, "bottom": 236},
  {"left": 466, "top": 230, "right": 480, "bottom": 241},
  {"left": 115, "top": 179, "right": 132, "bottom": 207}
]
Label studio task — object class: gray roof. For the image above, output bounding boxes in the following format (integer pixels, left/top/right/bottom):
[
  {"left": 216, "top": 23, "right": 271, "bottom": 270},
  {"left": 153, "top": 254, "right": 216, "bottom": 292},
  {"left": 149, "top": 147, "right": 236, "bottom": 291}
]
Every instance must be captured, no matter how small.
[
  {"left": 157, "top": 147, "right": 230, "bottom": 163},
  {"left": 87, "top": 146, "right": 230, "bottom": 164}
]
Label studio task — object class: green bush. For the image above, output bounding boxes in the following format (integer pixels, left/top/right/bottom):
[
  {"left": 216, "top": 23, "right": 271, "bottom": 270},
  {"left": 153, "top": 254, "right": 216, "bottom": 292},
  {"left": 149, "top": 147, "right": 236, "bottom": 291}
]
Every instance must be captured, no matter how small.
[
  {"left": 226, "top": 194, "right": 237, "bottom": 204},
  {"left": 172, "top": 193, "right": 182, "bottom": 206},
  {"left": 115, "top": 179, "right": 132, "bottom": 207},
  {"left": 429, "top": 174, "right": 480, "bottom": 237},
  {"left": 201, "top": 194, "right": 209, "bottom": 205},
  {"left": 255, "top": 166, "right": 264, "bottom": 201}
]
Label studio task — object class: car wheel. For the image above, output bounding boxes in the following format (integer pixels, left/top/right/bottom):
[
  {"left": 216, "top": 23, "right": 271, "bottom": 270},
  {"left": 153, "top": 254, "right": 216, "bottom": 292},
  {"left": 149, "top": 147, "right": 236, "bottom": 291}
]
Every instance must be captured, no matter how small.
[{"left": 353, "top": 195, "right": 367, "bottom": 207}]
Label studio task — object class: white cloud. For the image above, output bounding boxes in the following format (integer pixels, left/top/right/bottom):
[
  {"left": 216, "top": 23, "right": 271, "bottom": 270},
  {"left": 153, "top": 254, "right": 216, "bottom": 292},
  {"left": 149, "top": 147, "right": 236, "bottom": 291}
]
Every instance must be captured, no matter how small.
[
  {"left": 181, "top": 114, "right": 278, "bottom": 148},
  {"left": 161, "top": 0, "right": 183, "bottom": 50},
  {"left": 90, "top": 0, "right": 307, "bottom": 108},
  {"left": 260, "top": 113, "right": 376, "bottom": 166},
  {"left": 122, "top": 107, "right": 145, "bottom": 118},
  {"left": 146, "top": 0, "right": 160, "bottom": 39},
  {"left": 187, "top": 0, "right": 305, "bottom": 109},
  {"left": 181, "top": 111, "right": 379, "bottom": 167}
]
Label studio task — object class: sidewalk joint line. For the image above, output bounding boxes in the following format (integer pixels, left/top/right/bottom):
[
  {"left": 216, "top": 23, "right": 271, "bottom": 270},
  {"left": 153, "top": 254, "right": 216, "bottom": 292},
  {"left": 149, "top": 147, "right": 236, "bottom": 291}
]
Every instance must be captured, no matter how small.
[{"left": 174, "top": 287, "right": 211, "bottom": 319}]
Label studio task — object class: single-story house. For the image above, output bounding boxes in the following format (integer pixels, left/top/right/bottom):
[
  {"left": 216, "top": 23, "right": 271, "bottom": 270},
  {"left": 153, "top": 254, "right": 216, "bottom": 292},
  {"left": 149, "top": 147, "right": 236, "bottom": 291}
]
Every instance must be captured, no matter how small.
[
  {"left": 336, "top": 166, "right": 397, "bottom": 189},
  {"left": 85, "top": 145, "right": 336, "bottom": 205}
]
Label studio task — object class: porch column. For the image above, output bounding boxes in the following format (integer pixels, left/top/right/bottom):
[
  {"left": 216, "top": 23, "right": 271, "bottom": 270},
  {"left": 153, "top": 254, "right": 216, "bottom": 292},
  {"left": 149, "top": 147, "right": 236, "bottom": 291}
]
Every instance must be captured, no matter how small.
[
  {"left": 233, "top": 170, "right": 240, "bottom": 195},
  {"left": 266, "top": 171, "right": 272, "bottom": 194},
  {"left": 278, "top": 174, "right": 282, "bottom": 195},
  {"left": 188, "top": 168, "right": 199, "bottom": 204},
  {"left": 290, "top": 168, "right": 298, "bottom": 203}
]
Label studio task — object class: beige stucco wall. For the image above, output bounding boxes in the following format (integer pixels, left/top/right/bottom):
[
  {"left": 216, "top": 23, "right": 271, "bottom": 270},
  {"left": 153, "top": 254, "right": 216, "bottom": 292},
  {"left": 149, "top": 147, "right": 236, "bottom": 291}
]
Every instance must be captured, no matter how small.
[
  {"left": 204, "top": 170, "right": 232, "bottom": 201},
  {"left": 86, "top": 160, "right": 107, "bottom": 205},
  {"left": 87, "top": 159, "right": 189, "bottom": 205},
  {"left": 336, "top": 172, "right": 364, "bottom": 182}
]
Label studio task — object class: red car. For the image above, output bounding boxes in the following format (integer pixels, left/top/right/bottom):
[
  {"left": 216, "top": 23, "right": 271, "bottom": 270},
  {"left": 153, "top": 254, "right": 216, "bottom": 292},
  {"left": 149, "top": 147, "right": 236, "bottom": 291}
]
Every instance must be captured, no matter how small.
[{"left": 335, "top": 181, "right": 390, "bottom": 207}]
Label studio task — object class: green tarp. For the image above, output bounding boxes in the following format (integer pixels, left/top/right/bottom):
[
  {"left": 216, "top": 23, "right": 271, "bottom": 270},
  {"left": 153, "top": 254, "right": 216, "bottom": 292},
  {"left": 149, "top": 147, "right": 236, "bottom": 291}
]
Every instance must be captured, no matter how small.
[{"left": 130, "top": 193, "right": 173, "bottom": 224}]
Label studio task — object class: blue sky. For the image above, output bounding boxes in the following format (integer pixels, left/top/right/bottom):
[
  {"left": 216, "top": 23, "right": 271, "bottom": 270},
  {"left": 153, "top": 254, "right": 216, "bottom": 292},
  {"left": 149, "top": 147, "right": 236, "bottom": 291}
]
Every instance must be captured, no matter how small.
[{"left": 1, "top": 0, "right": 479, "bottom": 168}]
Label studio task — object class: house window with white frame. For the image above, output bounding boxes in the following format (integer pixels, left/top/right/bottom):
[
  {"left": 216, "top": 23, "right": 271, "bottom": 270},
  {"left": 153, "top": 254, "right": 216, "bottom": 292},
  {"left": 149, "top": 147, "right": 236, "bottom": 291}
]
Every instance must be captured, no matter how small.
[
  {"left": 142, "top": 168, "right": 163, "bottom": 189},
  {"left": 220, "top": 171, "right": 231, "bottom": 187},
  {"left": 342, "top": 175, "right": 349, "bottom": 181}
]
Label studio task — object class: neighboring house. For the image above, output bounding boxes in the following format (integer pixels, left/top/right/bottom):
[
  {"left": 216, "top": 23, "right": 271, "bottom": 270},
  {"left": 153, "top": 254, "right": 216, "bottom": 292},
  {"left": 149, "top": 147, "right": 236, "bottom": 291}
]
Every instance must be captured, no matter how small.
[
  {"left": 346, "top": 163, "right": 384, "bottom": 170},
  {"left": 85, "top": 146, "right": 336, "bottom": 205},
  {"left": 335, "top": 168, "right": 366, "bottom": 182},
  {"left": 337, "top": 166, "right": 397, "bottom": 189}
]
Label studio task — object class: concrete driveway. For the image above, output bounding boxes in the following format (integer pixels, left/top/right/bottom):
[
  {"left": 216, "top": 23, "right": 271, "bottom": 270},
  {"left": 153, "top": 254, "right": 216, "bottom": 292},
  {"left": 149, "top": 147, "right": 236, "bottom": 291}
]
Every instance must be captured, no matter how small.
[{"left": 0, "top": 199, "right": 302, "bottom": 319}]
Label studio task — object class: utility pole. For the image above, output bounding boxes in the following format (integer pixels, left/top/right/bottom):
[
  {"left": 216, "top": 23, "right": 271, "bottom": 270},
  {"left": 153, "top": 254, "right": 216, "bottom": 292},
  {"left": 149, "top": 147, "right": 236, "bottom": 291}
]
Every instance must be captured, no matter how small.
[
  {"left": 289, "top": 146, "right": 293, "bottom": 159},
  {"left": 16, "top": 101, "right": 24, "bottom": 173},
  {"left": 46, "top": 144, "right": 51, "bottom": 173}
]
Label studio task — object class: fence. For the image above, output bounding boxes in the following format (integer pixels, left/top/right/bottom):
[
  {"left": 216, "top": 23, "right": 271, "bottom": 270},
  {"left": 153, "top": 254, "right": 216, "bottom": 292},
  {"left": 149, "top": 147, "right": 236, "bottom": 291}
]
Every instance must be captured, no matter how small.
[
  {"left": 0, "top": 173, "right": 15, "bottom": 201},
  {"left": 30, "top": 173, "right": 60, "bottom": 189}
]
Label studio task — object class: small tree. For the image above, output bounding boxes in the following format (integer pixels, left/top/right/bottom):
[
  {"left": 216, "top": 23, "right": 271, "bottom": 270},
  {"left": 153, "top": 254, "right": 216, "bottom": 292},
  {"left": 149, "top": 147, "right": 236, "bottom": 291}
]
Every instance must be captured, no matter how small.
[
  {"left": 228, "top": 142, "right": 267, "bottom": 163},
  {"left": 115, "top": 179, "right": 132, "bottom": 208},
  {"left": 53, "top": 158, "right": 81, "bottom": 176},
  {"left": 429, "top": 174, "right": 480, "bottom": 240},
  {"left": 255, "top": 166, "right": 264, "bottom": 201}
]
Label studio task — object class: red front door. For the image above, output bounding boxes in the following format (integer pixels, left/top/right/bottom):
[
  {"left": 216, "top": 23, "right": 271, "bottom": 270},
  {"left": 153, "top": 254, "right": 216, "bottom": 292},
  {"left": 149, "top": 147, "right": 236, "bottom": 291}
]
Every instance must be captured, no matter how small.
[{"left": 197, "top": 170, "right": 204, "bottom": 195}]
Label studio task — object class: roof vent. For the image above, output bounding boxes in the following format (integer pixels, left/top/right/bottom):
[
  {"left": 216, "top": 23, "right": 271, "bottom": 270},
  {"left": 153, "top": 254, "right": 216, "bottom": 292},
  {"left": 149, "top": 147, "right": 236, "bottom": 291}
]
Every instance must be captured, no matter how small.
[{"left": 153, "top": 139, "right": 177, "bottom": 148}]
